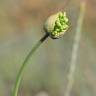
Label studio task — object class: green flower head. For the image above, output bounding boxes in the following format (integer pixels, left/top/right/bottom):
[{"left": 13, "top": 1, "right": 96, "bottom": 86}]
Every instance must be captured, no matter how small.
[{"left": 44, "top": 12, "right": 69, "bottom": 39}]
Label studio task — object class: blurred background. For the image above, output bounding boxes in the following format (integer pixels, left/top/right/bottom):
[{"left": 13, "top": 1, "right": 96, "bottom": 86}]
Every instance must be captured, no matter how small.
[{"left": 0, "top": 0, "right": 96, "bottom": 96}]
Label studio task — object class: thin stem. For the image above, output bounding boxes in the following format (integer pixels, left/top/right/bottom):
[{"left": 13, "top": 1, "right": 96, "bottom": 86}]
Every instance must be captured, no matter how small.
[
  {"left": 12, "top": 33, "right": 49, "bottom": 96},
  {"left": 64, "top": 1, "right": 86, "bottom": 96}
]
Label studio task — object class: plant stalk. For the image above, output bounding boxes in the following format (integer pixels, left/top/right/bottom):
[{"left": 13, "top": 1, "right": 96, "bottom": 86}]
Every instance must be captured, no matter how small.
[{"left": 12, "top": 33, "right": 49, "bottom": 96}]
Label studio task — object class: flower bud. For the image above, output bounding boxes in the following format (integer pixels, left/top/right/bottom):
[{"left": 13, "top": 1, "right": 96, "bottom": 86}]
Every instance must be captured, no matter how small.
[{"left": 44, "top": 12, "right": 69, "bottom": 39}]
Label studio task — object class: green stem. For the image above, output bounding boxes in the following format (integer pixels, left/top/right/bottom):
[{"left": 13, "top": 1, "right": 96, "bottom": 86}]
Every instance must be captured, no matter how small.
[{"left": 12, "top": 33, "right": 49, "bottom": 96}]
